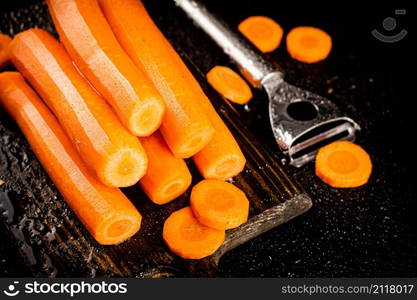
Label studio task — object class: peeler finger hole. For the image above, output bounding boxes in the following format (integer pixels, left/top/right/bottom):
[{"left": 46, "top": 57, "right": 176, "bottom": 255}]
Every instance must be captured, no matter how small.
[{"left": 286, "top": 100, "right": 318, "bottom": 121}]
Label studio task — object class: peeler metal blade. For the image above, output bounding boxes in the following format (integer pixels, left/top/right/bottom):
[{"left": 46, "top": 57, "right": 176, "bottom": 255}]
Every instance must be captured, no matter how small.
[{"left": 175, "top": 0, "right": 360, "bottom": 167}]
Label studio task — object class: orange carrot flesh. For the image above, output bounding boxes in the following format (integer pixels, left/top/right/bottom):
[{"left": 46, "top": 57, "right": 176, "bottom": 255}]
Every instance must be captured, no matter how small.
[
  {"left": 162, "top": 207, "right": 225, "bottom": 259},
  {"left": 315, "top": 141, "right": 372, "bottom": 188},
  {"left": 99, "top": 0, "right": 214, "bottom": 158},
  {"left": 190, "top": 180, "right": 249, "bottom": 230},
  {"left": 206, "top": 66, "right": 253, "bottom": 105},
  {"left": 0, "top": 72, "right": 142, "bottom": 245},
  {"left": 139, "top": 132, "right": 192, "bottom": 205},
  {"left": 46, "top": 0, "right": 165, "bottom": 137},
  {"left": 192, "top": 81, "right": 246, "bottom": 180},
  {"left": 9, "top": 29, "right": 148, "bottom": 187},
  {"left": 0, "top": 34, "right": 12, "bottom": 68},
  {"left": 286, "top": 26, "right": 332, "bottom": 63},
  {"left": 238, "top": 16, "right": 283, "bottom": 53}
]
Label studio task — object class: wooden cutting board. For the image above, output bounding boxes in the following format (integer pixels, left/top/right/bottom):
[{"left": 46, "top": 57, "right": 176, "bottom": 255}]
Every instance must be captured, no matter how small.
[{"left": 0, "top": 1, "right": 312, "bottom": 277}]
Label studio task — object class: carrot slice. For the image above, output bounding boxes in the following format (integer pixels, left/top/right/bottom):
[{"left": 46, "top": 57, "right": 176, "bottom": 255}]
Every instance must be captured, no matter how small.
[
  {"left": 315, "top": 141, "right": 372, "bottom": 188},
  {"left": 190, "top": 180, "right": 249, "bottom": 230},
  {"left": 46, "top": 0, "right": 165, "bottom": 136},
  {"left": 0, "top": 34, "right": 12, "bottom": 68},
  {"left": 192, "top": 81, "right": 246, "bottom": 180},
  {"left": 0, "top": 72, "right": 142, "bottom": 245},
  {"left": 139, "top": 132, "right": 192, "bottom": 205},
  {"left": 163, "top": 207, "right": 225, "bottom": 259},
  {"left": 206, "top": 66, "right": 253, "bottom": 105},
  {"left": 99, "top": 0, "right": 214, "bottom": 158},
  {"left": 9, "top": 29, "right": 148, "bottom": 187},
  {"left": 286, "top": 26, "right": 332, "bottom": 63},
  {"left": 238, "top": 16, "right": 283, "bottom": 53}
]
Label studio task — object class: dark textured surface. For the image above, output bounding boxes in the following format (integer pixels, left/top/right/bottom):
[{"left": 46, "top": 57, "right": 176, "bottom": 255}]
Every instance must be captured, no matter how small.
[{"left": 1, "top": 0, "right": 416, "bottom": 277}]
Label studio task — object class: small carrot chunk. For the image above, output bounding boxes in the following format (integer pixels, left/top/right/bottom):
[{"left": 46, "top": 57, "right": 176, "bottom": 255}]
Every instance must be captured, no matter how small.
[
  {"left": 238, "top": 16, "right": 283, "bottom": 53},
  {"left": 315, "top": 141, "right": 372, "bottom": 188},
  {"left": 190, "top": 179, "right": 249, "bottom": 230},
  {"left": 163, "top": 207, "right": 225, "bottom": 259},
  {"left": 206, "top": 66, "right": 253, "bottom": 105},
  {"left": 286, "top": 26, "right": 332, "bottom": 63},
  {"left": 0, "top": 34, "right": 12, "bottom": 68}
]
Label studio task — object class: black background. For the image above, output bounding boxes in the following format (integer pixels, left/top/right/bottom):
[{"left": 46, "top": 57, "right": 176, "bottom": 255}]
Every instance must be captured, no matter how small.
[{"left": 1, "top": 0, "right": 416, "bottom": 277}]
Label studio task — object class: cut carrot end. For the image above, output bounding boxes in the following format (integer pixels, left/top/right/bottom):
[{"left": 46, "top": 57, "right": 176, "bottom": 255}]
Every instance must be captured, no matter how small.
[
  {"left": 151, "top": 174, "right": 192, "bottom": 205},
  {"left": 199, "top": 154, "right": 246, "bottom": 181},
  {"left": 161, "top": 176, "right": 190, "bottom": 199},
  {"left": 286, "top": 26, "right": 332, "bottom": 63},
  {"left": 315, "top": 141, "right": 372, "bottom": 188},
  {"left": 238, "top": 16, "right": 283, "bottom": 53},
  {"left": 100, "top": 148, "right": 148, "bottom": 187},
  {"left": 130, "top": 100, "right": 165, "bottom": 136},
  {"left": 0, "top": 34, "right": 12, "bottom": 68},
  {"left": 206, "top": 66, "right": 253, "bottom": 105},
  {"left": 163, "top": 207, "right": 225, "bottom": 259},
  {"left": 190, "top": 179, "right": 249, "bottom": 230},
  {"left": 95, "top": 212, "right": 142, "bottom": 245},
  {"left": 172, "top": 126, "right": 214, "bottom": 159}
]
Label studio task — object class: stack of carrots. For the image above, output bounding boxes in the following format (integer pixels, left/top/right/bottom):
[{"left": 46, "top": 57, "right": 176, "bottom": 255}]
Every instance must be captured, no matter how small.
[
  {"left": 0, "top": 0, "right": 247, "bottom": 256},
  {"left": 0, "top": 0, "right": 371, "bottom": 258}
]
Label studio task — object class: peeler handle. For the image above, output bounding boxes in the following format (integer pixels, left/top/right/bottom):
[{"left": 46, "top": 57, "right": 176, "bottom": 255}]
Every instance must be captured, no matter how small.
[{"left": 175, "top": 0, "right": 284, "bottom": 88}]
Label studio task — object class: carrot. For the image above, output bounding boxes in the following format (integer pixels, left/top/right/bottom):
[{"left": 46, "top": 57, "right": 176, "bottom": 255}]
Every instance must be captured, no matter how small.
[
  {"left": 46, "top": 0, "right": 165, "bottom": 137},
  {"left": 286, "top": 26, "right": 332, "bottom": 63},
  {"left": 0, "top": 33, "right": 12, "bottom": 68},
  {"left": 238, "top": 16, "right": 283, "bottom": 53},
  {"left": 192, "top": 82, "right": 246, "bottom": 180},
  {"left": 315, "top": 141, "right": 372, "bottom": 188},
  {"left": 190, "top": 179, "right": 249, "bottom": 230},
  {"left": 206, "top": 66, "right": 253, "bottom": 105},
  {"left": 9, "top": 29, "right": 148, "bottom": 188},
  {"left": 163, "top": 207, "right": 225, "bottom": 259},
  {"left": 0, "top": 72, "right": 142, "bottom": 245},
  {"left": 139, "top": 132, "right": 192, "bottom": 205},
  {"left": 99, "top": 0, "right": 214, "bottom": 158}
]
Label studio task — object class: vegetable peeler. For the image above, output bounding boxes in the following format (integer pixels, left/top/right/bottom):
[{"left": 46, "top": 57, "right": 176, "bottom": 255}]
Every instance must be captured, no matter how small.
[{"left": 175, "top": 0, "right": 361, "bottom": 167}]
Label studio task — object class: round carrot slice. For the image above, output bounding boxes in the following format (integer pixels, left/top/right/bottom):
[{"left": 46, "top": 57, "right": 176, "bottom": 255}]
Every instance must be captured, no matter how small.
[
  {"left": 0, "top": 33, "right": 12, "bottom": 68},
  {"left": 163, "top": 207, "right": 225, "bottom": 259},
  {"left": 286, "top": 26, "right": 332, "bottom": 63},
  {"left": 238, "top": 16, "right": 283, "bottom": 53},
  {"left": 206, "top": 66, "right": 253, "bottom": 105},
  {"left": 315, "top": 141, "right": 372, "bottom": 188},
  {"left": 190, "top": 179, "right": 249, "bottom": 230}
]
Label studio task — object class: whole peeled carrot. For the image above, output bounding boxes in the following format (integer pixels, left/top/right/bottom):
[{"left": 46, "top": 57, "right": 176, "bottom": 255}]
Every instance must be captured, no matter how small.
[
  {"left": 46, "top": 0, "right": 165, "bottom": 137},
  {"left": 9, "top": 29, "right": 148, "bottom": 188},
  {"left": 0, "top": 72, "right": 142, "bottom": 245},
  {"left": 139, "top": 132, "right": 192, "bottom": 205},
  {"left": 99, "top": 0, "right": 214, "bottom": 158}
]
